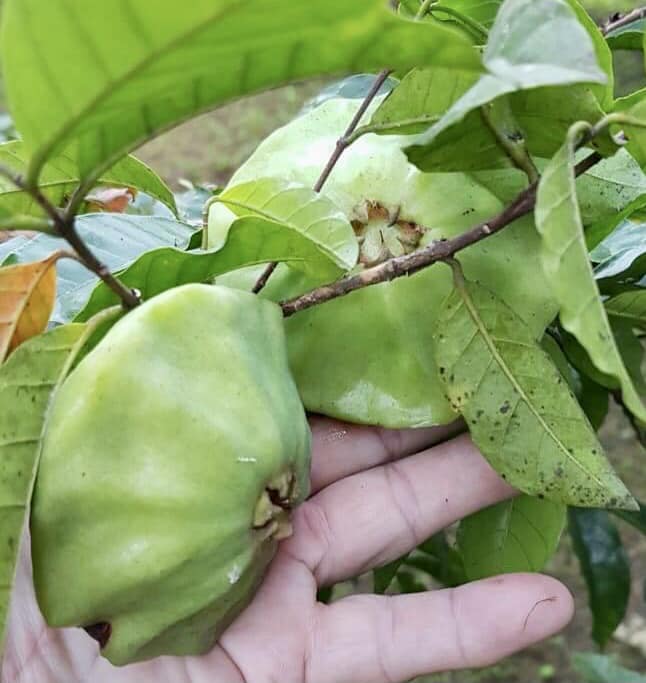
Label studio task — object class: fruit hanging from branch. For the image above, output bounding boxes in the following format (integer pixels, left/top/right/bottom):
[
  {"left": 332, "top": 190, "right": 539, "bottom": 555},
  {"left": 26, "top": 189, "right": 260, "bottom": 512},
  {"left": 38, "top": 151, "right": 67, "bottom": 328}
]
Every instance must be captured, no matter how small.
[
  {"left": 209, "top": 97, "right": 559, "bottom": 428},
  {"left": 30, "top": 284, "right": 311, "bottom": 666}
]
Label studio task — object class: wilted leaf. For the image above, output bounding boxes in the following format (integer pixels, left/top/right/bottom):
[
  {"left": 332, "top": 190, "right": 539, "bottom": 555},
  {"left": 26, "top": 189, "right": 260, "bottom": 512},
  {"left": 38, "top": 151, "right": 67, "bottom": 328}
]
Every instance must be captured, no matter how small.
[
  {"left": 209, "top": 177, "right": 358, "bottom": 272},
  {"left": 569, "top": 509, "right": 631, "bottom": 647},
  {"left": 1, "top": 0, "right": 481, "bottom": 183},
  {"left": 0, "top": 312, "right": 118, "bottom": 655},
  {"left": 85, "top": 187, "right": 136, "bottom": 213},
  {"left": 535, "top": 123, "right": 646, "bottom": 422},
  {"left": 0, "top": 253, "right": 61, "bottom": 361},
  {"left": 0, "top": 140, "right": 176, "bottom": 217},
  {"left": 433, "top": 265, "right": 635, "bottom": 509},
  {"left": 458, "top": 495, "right": 566, "bottom": 580}
]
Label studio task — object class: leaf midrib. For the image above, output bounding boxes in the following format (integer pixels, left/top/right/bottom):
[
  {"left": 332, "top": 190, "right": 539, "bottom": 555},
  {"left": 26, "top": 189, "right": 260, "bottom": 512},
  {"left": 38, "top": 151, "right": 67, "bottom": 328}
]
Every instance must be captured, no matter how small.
[
  {"left": 455, "top": 284, "right": 606, "bottom": 490},
  {"left": 29, "top": 1, "right": 248, "bottom": 176}
]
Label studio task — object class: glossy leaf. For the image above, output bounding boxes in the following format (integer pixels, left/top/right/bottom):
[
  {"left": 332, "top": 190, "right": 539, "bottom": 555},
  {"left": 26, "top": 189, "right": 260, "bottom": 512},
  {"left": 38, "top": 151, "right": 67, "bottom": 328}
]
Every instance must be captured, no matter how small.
[
  {"left": 209, "top": 177, "right": 358, "bottom": 272},
  {"left": 1, "top": 0, "right": 481, "bottom": 184},
  {"left": 76, "top": 215, "right": 354, "bottom": 321},
  {"left": 0, "top": 141, "right": 176, "bottom": 217},
  {"left": 409, "top": 0, "right": 606, "bottom": 153},
  {"left": 0, "top": 314, "right": 117, "bottom": 655},
  {"left": 569, "top": 508, "right": 631, "bottom": 647},
  {"left": 0, "top": 253, "right": 59, "bottom": 361},
  {"left": 433, "top": 267, "right": 635, "bottom": 509},
  {"left": 458, "top": 495, "right": 565, "bottom": 580},
  {"left": 0, "top": 215, "right": 195, "bottom": 323},
  {"left": 573, "top": 653, "right": 646, "bottom": 683},
  {"left": 591, "top": 218, "right": 646, "bottom": 283},
  {"left": 606, "top": 290, "right": 646, "bottom": 329},
  {"left": 535, "top": 124, "right": 646, "bottom": 422}
]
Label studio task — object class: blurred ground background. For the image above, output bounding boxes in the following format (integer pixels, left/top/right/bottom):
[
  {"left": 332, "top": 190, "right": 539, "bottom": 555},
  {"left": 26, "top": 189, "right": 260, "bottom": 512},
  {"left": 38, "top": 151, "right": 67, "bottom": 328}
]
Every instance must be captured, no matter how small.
[{"left": 2, "top": 1, "right": 645, "bottom": 681}]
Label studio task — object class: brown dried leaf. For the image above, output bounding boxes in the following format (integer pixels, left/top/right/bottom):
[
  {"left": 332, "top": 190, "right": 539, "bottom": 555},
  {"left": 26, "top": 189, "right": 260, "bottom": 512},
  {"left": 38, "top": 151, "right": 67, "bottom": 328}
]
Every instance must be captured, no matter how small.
[
  {"left": 85, "top": 186, "right": 136, "bottom": 214},
  {"left": 0, "top": 253, "right": 61, "bottom": 361}
]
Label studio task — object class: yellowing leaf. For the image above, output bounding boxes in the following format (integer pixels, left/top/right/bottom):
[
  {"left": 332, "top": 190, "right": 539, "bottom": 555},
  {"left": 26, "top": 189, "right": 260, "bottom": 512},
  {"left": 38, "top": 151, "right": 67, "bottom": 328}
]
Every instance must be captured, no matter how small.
[{"left": 0, "top": 253, "right": 61, "bottom": 361}]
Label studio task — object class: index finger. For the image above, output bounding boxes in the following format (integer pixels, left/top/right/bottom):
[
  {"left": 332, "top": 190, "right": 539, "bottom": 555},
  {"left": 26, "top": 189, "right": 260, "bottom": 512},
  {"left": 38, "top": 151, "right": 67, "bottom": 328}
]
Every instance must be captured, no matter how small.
[{"left": 309, "top": 415, "right": 463, "bottom": 493}]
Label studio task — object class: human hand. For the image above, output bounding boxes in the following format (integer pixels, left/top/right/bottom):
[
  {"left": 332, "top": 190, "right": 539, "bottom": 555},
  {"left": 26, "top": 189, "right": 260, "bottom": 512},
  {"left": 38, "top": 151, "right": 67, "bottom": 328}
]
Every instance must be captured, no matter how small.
[{"left": 3, "top": 417, "right": 573, "bottom": 683}]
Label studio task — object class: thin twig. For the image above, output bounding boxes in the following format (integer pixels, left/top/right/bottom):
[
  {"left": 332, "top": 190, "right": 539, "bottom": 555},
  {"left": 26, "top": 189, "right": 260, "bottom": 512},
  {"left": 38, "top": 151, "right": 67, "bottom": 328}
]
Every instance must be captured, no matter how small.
[
  {"left": 601, "top": 6, "right": 646, "bottom": 35},
  {"left": 415, "top": 0, "right": 434, "bottom": 20},
  {"left": 252, "top": 68, "right": 393, "bottom": 294},
  {"left": 280, "top": 152, "right": 602, "bottom": 317},
  {"left": 0, "top": 165, "right": 140, "bottom": 310}
]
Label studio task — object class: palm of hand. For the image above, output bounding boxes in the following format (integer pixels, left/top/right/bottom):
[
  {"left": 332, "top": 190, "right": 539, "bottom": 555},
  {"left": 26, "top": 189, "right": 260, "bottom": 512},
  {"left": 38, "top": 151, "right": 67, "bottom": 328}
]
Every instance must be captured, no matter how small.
[{"left": 3, "top": 419, "right": 573, "bottom": 683}]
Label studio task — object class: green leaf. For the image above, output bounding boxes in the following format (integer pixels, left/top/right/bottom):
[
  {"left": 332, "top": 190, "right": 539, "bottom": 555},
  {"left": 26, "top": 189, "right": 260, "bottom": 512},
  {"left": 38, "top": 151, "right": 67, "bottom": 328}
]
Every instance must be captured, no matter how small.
[
  {"left": 410, "top": 533, "right": 466, "bottom": 587},
  {"left": 408, "top": 0, "right": 607, "bottom": 153},
  {"left": 375, "top": 67, "right": 611, "bottom": 172},
  {"left": 458, "top": 495, "right": 566, "bottom": 581},
  {"left": 606, "top": 18, "right": 646, "bottom": 51},
  {"left": 575, "top": 150, "right": 646, "bottom": 228},
  {"left": 591, "top": 218, "right": 646, "bottom": 283},
  {"left": 578, "top": 374, "right": 611, "bottom": 431},
  {"left": 1, "top": 0, "right": 481, "bottom": 184},
  {"left": 535, "top": 124, "right": 646, "bottom": 422},
  {"left": 0, "top": 215, "right": 195, "bottom": 323},
  {"left": 573, "top": 653, "right": 646, "bottom": 683},
  {"left": 563, "top": 0, "right": 614, "bottom": 108},
  {"left": 209, "top": 177, "right": 358, "bottom": 272},
  {"left": 0, "top": 313, "right": 118, "bottom": 655},
  {"left": 368, "top": 66, "right": 478, "bottom": 138},
  {"left": 569, "top": 509, "right": 631, "bottom": 647},
  {"left": 429, "top": 0, "right": 502, "bottom": 29},
  {"left": 0, "top": 141, "right": 176, "bottom": 217},
  {"left": 374, "top": 555, "right": 408, "bottom": 594},
  {"left": 433, "top": 266, "right": 635, "bottom": 509},
  {"left": 606, "top": 290, "right": 646, "bottom": 330},
  {"left": 619, "top": 95, "right": 646, "bottom": 167},
  {"left": 613, "top": 500, "right": 646, "bottom": 535},
  {"left": 75, "top": 215, "right": 354, "bottom": 321}
]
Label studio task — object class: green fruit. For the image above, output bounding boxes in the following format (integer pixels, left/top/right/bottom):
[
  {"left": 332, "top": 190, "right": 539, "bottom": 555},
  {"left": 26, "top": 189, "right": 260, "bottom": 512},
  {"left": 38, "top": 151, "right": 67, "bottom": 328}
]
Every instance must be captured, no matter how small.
[
  {"left": 209, "top": 97, "right": 558, "bottom": 428},
  {"left": 31, "top": 284, "right": 311, "bottom": 666}
]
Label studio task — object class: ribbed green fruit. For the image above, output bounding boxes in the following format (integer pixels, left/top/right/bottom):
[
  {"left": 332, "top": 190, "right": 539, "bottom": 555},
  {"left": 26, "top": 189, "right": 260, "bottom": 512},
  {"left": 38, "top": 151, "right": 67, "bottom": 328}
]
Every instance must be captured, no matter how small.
[
  {"left": 31, "top": 284, "right": 311, "bottom": 666},
  {"left": 208, "top": 97, "right": 558, "bottom": 429}
]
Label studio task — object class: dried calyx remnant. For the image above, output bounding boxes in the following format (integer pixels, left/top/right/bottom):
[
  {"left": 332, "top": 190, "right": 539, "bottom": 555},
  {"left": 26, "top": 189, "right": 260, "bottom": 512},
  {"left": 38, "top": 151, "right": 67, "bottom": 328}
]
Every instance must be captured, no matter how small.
[
  {"left": 352, "top": 201, "right": 424, "bottom": 267},
  {"left": 253, "top": 470, "right": 298, "bottom": 541}
]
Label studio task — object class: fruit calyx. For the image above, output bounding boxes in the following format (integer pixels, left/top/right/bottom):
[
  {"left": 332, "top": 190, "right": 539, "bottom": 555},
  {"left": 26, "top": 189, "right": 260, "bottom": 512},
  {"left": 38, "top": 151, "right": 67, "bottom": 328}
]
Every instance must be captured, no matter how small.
[
  {"left": 351, "top": 201, "right": 424, "bottom": 267},
  {"left": 253, "top": 470, "right": 298, "bottom": 541}
]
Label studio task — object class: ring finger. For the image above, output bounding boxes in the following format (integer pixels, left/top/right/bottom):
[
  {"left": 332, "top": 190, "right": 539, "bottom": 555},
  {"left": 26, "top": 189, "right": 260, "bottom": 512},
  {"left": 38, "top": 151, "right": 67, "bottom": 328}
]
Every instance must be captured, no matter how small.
[{"left": 283, "top": 434, "right": 515, "bottom": 586}]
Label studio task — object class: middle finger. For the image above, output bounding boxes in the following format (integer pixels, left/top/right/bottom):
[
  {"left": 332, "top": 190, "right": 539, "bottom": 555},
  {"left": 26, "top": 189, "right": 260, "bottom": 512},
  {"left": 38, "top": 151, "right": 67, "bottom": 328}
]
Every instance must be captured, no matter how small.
[{"left": 283, "top": 434, "right": 515, "bottom": 587}]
